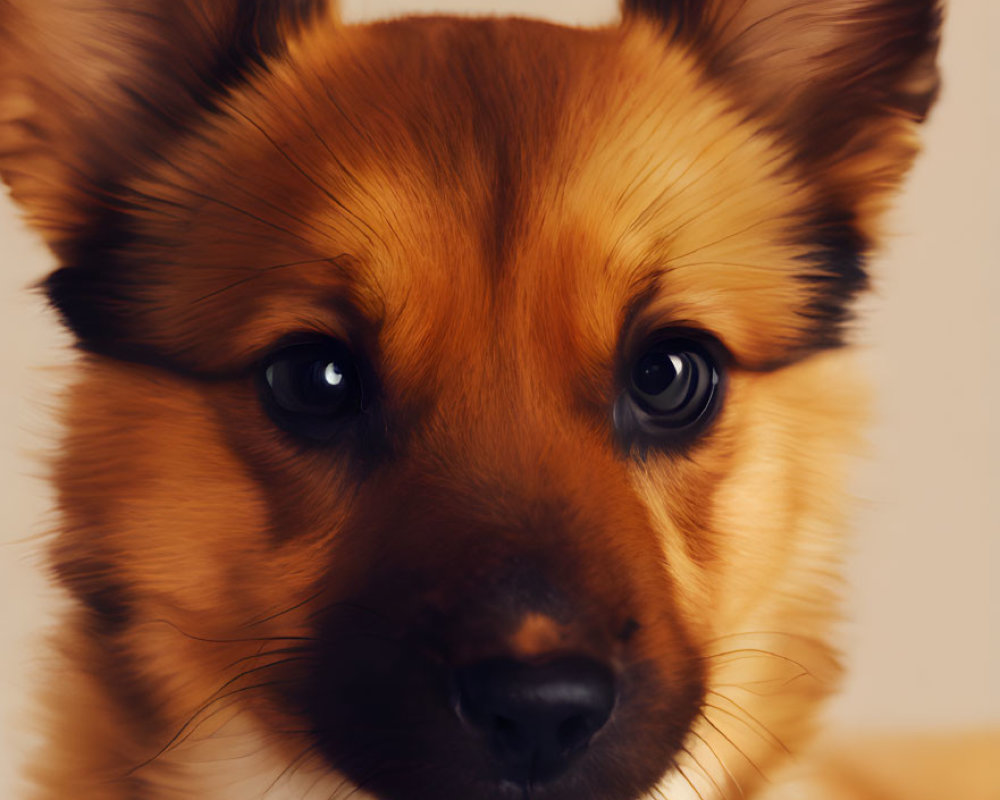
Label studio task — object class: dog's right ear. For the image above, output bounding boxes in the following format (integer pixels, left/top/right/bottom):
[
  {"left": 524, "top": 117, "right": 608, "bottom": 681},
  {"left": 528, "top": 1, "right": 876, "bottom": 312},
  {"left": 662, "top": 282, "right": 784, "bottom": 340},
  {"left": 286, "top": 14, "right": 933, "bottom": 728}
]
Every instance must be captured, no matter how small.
[
  {"left": 0, "top": 0, "right": 335, "bottom": 254},
  {"left": 621, "top": 0, "right": 941, "bottom": 231}
]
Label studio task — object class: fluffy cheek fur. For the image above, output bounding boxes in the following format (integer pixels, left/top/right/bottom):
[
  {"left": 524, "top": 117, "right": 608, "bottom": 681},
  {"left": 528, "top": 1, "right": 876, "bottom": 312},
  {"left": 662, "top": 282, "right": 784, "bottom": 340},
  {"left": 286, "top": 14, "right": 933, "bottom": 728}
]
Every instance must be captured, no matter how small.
[
  {"left": 649, "top": 351, "right": 866, "bottom": 798},
  {"left": 47, "top": 364, "right": 328, "bottom": 781}
]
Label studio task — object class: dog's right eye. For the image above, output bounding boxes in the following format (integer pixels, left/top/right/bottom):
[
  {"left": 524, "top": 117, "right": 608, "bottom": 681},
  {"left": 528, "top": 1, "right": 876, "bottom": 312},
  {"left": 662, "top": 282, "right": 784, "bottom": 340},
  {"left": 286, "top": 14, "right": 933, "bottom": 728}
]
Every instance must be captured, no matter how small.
[{"left": 258, "top": 340, "right": 365, "bottom": 440}]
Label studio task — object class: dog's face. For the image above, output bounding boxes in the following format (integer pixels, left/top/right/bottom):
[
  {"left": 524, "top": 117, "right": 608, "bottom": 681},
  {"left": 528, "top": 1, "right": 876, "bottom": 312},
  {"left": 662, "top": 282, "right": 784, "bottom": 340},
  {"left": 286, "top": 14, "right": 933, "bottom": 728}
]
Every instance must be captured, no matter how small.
[{"left": 1, "top": 1, "right": 939, "bottom": 798}]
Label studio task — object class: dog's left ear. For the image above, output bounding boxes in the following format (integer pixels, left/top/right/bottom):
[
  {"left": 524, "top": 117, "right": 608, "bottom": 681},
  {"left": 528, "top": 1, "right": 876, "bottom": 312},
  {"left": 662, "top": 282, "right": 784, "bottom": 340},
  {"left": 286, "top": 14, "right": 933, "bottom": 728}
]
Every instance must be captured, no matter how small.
[
  {"left": 622, "top": 0, "right": 942, "bottom": 229},
  {"left": 0, "top": 0, "right": 335, "bottom": 251},
  {"left": 0, "top": 0, "right": 337, "bottom": 357}
]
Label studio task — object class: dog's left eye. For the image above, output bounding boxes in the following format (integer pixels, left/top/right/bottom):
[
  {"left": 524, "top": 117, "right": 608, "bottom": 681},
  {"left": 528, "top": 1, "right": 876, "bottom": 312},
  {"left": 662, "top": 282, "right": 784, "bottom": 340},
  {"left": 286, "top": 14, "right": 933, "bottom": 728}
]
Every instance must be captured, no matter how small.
[
  {"left": 630, "top": 344, "right": 716, "bottom": 423},
  {"left": 259, "top": 340, "right": 365, "bottom": 440},
  {"left": 615, "top": 334, "right": 725, "bottom": 451}
]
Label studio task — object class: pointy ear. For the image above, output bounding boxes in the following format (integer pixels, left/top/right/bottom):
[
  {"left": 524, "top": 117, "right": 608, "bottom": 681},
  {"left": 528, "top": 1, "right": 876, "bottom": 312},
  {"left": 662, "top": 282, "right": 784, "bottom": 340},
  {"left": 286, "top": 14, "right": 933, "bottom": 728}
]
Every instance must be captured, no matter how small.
[
  {"left": 0, "top": 0, "right": 335, "bottom": 255},
  {"left": 622, "top": 0, "right": 942, "bottom": 233}
]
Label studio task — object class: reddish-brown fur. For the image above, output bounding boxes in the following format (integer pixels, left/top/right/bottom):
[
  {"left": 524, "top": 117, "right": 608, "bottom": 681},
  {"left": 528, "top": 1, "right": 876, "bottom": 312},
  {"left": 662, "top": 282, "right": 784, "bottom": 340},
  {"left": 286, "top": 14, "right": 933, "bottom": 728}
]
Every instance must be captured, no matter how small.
[{"left": 0, "top": 1, "right": 940, "bottom": 799}]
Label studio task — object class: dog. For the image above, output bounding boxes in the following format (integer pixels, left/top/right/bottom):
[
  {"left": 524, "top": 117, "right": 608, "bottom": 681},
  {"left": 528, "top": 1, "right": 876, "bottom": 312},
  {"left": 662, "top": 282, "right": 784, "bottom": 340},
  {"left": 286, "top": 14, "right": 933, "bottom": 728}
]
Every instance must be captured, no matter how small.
[{"left": 0, "top": 1, "right": 943, "bottom": 798}]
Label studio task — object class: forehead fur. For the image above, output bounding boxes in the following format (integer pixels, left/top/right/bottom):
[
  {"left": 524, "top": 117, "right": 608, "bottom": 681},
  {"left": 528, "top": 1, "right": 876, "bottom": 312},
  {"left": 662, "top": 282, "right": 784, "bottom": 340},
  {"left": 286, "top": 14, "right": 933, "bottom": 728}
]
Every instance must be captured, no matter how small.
[{"left": 49, "top": 15, "right": 859, "bottom": 387}]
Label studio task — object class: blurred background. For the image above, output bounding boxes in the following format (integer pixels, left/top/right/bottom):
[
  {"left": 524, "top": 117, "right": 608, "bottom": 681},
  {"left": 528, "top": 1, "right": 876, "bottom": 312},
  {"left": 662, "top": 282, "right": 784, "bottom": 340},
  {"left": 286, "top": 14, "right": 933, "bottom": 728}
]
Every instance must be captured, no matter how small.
[{"left": 1, "top": 0, "right": 997, "bottom": 796}]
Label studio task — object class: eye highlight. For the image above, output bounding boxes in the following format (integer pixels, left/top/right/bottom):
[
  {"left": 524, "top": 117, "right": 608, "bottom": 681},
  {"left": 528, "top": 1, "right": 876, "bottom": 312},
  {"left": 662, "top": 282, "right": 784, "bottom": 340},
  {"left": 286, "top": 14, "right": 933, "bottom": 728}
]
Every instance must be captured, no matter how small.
[
  {"left": 258, "top": 340, "right": 366, "bottom": 441},
  {"left": 615, "top": 333, "right": 725, "bottom": 452}
]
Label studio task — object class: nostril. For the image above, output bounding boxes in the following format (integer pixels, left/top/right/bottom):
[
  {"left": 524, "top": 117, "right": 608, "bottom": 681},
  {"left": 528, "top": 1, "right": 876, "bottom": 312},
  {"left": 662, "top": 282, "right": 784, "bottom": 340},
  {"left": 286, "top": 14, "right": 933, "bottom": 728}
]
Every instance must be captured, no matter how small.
[{"left": 456, "top": 656, "right": 617, "bottom": 783}]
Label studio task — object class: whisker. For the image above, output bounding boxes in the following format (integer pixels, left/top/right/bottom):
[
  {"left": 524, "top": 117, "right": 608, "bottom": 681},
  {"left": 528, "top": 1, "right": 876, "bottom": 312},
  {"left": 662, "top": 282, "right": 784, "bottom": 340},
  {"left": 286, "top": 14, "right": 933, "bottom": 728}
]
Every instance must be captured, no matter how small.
[
  {"left": 703, "top": 692, "right": 790, "bottom": 754},
  {"left": 701, "top": 648, "right": 815, "bottom": 677},
  {"left": 714, "top": 672, "right": 811, "bottom": 696},
  {"left": 698, "top": 710, "right": 767, "bottom": 783},
  {"left": 265, "top": 742, "right": 320, "bottom": 797},
  {"left": 680, "top": 743, "right": 725, "bottom": 798},
  {"left": 246, "top": 588, "right": 326, "bottom": 628},
  {"left": 648, "top": 785, "right": 669, "bottom": 800},
  {"left": 144, "top": 617, "right": 318, "bottom": 644},
  {"left": 129, "top": 649, "right": 315, "bottom": 776},
  {"left": 673, "top": 760, "right": 707, "bottom": 800},
  {"left": 688, "top": 727, "right": 746, "bottom": 799},
  {"left": 128, "top": 675, "right": 296, "bottom": 776},
  {"left": 222, "top": 645, "right": 312, "bottom": 673}
]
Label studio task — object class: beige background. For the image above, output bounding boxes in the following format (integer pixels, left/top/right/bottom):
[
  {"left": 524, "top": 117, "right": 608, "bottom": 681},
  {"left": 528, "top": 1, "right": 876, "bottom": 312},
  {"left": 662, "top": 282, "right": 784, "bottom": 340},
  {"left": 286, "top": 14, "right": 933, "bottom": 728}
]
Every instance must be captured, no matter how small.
[{"left": 1, "top": 0, "right": 997, "bottom": 796}]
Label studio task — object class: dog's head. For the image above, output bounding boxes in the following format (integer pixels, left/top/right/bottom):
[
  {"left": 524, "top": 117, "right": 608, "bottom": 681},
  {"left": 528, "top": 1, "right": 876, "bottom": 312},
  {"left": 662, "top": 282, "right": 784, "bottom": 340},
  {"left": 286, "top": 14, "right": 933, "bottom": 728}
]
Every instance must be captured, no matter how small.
[{"left": 1, "top": 1, "right": 940, "bottom": 798}]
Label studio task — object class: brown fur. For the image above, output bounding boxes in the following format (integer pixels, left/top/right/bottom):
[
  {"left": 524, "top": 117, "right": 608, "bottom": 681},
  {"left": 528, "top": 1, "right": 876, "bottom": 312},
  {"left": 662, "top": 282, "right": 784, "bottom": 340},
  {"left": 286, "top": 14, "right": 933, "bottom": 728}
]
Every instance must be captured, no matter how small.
[{"left": 1, "top": 1, "right": 941, "bottom": 799}]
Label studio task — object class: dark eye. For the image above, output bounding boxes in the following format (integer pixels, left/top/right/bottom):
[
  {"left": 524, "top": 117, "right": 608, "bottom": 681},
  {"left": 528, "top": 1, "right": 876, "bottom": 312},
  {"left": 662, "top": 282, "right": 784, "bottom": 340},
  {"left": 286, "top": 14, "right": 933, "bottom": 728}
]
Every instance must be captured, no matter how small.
[
  {"left": 615, "top": 335, "right": 724, "bottom": 451},
  {"left": 259, "top": 340, "right": 365, "bottom": 440}
]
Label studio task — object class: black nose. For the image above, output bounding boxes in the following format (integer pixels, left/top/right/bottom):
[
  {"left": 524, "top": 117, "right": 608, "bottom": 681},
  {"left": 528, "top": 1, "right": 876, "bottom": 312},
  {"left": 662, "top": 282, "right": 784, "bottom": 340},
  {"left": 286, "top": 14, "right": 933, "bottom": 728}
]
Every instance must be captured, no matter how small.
[{"left": 455, "top": 657, "right": 616, "bottom": 783}]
